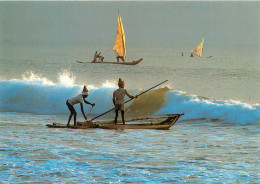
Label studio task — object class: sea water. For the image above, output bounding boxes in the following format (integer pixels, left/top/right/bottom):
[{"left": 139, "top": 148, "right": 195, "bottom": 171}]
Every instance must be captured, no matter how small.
[{"left": 0, "top": 2, "right": 260, "bottom": 183}]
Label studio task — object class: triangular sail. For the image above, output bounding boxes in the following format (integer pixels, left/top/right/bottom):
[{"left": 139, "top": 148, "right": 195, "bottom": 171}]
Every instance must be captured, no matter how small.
[
  {"left": 113, "top": 12, "right": 126, "bottom": 61},
  {"left": 191, "top": 38, "right": 204, "bottom": 57}
]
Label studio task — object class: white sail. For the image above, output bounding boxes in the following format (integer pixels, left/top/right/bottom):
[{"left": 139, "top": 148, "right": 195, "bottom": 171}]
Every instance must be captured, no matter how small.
[{"left": 191, "top": 38, "right": 204, "bottom": 57}]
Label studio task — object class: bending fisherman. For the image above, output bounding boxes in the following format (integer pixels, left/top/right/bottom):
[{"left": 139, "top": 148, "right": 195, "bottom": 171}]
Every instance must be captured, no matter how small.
[
  {"left": 66, "top": 86, "right": 95, "bottom": 126},
  {"left": 113, "top": 78, "right": 137, "bottom": 125},
  {"left": 92, "top": 51, "right": 104, "bottom": 62}
]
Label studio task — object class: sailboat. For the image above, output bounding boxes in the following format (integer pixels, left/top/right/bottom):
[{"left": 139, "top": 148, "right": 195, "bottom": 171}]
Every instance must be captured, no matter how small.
[
  {"left": 190, "top": 38, "right": 204, "bottom": 57},
  {"left": 77, "top": 11, "right": 143, "bottom": 65}
]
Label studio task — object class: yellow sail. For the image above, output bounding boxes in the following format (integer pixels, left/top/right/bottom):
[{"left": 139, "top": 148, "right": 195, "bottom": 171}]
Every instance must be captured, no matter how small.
[
  {"left": 113, "top": 12, "right": 126, "bottom": 61},
  {"left": 191, "top": 38, "right": 204, "bottom": 57}
]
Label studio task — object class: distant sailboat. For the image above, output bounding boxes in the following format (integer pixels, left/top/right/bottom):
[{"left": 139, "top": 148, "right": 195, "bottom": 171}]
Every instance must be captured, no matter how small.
[
  {"left": 113, "top": 11, "right": 126, "bottom": 62},
  {"left": 191, "top": 38, "right": 204, "bottom": 57},
  {"left": 77, "top": 11, "right": 143, "bottom": 65}
]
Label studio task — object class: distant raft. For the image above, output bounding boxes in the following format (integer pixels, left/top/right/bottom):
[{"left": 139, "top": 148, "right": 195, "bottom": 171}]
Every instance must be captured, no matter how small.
[
  {"left": 76, "top": 11, "right": 143, "bottom": 65},
  {"left": 77, "top": 58, "right": 143, "bottom": 65},
  {"left": 46, "top": 114, "right": 183, "bottom": 130}
]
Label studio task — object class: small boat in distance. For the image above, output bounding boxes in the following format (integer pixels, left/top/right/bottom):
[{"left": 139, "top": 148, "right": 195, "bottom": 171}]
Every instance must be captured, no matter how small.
[
  {"left": 77, "top": 11, "right": 143, "bottom": 65},
  {"left": 190, "top": 38, "right": 204, "bottom": 57}
]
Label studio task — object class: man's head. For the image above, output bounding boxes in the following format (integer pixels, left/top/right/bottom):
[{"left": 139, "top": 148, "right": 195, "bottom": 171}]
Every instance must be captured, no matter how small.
[
  {"left": 82, "top": 85, "right": 89, "bottom": 98},
  {"left": 118, "top": 78, "right": 125, "bottom": 88}
]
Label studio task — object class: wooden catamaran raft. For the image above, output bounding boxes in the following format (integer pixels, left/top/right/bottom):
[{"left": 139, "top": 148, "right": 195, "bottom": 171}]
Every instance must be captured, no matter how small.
[
  {"left": 46, "top": 114, "right": 183, "bottom": 130},
  {"left": 77, "top": 11, "right": 143, "bottom": 65}
]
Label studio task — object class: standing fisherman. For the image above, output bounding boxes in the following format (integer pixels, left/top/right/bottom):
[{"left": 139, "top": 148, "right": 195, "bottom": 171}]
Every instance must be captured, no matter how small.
[
  {"left": 66, "top": 86, "right": 95, "bottom": 126},
  {"left": 113, "top": 78, "right": 137, "bottom": 125}
]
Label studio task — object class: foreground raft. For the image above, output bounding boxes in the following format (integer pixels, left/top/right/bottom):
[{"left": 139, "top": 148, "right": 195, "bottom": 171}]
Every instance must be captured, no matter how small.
[{"left": 46, "top": 114, "right": 183, "bottom": 130}]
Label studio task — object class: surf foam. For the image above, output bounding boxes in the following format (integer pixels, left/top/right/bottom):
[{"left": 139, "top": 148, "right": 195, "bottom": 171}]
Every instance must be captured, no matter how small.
[{"left": 156, "top": 90, "right": 260, "bottom": 124}]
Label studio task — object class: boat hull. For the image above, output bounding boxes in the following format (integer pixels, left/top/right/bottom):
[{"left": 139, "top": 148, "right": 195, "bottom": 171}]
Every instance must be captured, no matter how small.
[
  {"left": 77, "top": 58, "right": 143, "bottom": 65},
  {"left": 46, "top": 114, "right": 183, "bottom": 130}
]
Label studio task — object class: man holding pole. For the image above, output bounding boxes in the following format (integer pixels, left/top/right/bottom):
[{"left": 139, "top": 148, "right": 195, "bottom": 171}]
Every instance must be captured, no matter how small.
[
  {"left": 113, "top": 78, "right": 137, "bottom": 125},
  {"left": 90, "top": 80, "right": 168, "bottom": 122}
]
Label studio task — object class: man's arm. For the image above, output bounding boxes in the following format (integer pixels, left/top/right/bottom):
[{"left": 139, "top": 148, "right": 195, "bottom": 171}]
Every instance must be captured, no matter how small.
[
  {"left": 80, "top": 103, "right": 87, "bottom": 120},
  {"left": 83, "top": 98, "right": 95, "bottom": 107},
  {"left": 125, "top": 89, "right": 137, "bottom": 99},
  {"left": 112, "top": 91, "right": 116, "bottom": 105}
]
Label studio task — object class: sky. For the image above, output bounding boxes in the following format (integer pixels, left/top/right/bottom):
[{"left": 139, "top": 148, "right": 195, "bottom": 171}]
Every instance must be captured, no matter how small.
[{"left": 0, "top": 1, "right": 259, "bottom": 48}]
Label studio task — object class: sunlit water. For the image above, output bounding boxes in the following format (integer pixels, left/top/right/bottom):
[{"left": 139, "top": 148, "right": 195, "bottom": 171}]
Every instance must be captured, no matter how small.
[{"left": 1, "top": 112, "right": 259, "bottom": 183}]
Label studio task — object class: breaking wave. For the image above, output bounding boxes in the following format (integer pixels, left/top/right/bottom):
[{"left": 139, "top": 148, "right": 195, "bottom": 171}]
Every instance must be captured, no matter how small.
[{"left": 0, "top": 72, "right": 259, "bottom": 124}]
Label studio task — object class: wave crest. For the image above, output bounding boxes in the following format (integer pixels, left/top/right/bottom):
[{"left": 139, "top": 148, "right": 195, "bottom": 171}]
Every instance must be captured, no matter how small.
[{"left": 0, "top": 75, "right": 259, "bottom": 124}]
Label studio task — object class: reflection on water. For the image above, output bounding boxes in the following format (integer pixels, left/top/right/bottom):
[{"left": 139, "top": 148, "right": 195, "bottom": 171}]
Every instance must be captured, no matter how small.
[{"left": 0, "top": 113, "right": 259, "bottom": 183}]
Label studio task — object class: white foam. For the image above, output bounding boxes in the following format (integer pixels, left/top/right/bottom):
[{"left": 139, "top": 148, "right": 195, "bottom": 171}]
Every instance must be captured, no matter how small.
[
  {"left": 57, "top": 70, "right": 75, "bottom": 87},
  {"left": 156, "top": 90, "right": 260, "bottom": 124},
  {"left": 22, "top": 71, "right": 55, "bottom": 86}
]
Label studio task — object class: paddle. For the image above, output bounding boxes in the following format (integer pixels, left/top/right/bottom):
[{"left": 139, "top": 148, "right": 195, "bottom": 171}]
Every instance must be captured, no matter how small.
[
  {"left": 81, "top": 106, "right": 94, "bottom": 126},
  {"left": 90, "top": 80, "right": 168, "bottom": 121},
  {"left": 85, "top": 106, "right": 94, "bottom": 120}
]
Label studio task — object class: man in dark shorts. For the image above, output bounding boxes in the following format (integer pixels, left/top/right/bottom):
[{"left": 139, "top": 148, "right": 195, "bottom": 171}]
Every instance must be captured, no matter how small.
[{"left": 66, "top": 86, "right": 95, "bottom": 126}]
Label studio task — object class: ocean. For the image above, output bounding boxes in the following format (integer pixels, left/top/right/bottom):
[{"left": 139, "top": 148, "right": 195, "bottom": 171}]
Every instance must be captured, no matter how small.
[{"left": 0, "top": 1, "right": 259, "bottom": 183}]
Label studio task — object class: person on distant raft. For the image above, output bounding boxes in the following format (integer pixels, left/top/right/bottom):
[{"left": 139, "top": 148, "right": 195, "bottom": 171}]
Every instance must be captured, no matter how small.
[
  {"left": 92, "top": 51, "right": 104, "bottom": 62},
  {"left": 92, "top": 51, "right": 98, "bottom": 62},
  {"left": 190, "top": 52, "right": 194, "bottom": 57},
  {"left": 116, "top": 56, "right": 125, "bottom": 62},
  {"left": 98, "top": 53, "right": 104, "bottom": 62},
  {"left": 66, "top": 86, "right": 95, "bottom": 126},
  {"left": 113, "top": 78, "right": 137, "bottom": 125}
]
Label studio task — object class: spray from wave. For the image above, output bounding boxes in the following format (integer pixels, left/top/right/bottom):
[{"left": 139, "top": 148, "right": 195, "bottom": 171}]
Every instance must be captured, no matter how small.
[
  {"left": 0, "top": 71, "right": 259, "bottom": 124},
  {"left": 156, "top": 91, "right": 260, "bottom": 124}
]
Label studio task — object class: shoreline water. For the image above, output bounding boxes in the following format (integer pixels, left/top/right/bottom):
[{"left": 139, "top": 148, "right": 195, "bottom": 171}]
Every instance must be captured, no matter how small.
[{"left": 1, "top": 112, "right": 259, "bottom": 183}]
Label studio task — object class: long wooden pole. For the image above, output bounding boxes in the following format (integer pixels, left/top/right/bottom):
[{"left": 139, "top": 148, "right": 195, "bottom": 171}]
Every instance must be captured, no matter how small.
[{"left": 90, "top": 80, "right": 168, "bottom": 121}]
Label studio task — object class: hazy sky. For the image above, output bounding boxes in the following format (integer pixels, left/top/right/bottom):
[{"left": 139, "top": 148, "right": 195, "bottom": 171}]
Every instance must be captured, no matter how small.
[{"left": 1, "top": 1, "right": 259, "bottom": 47}]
